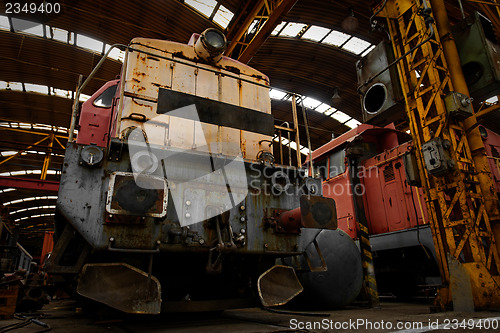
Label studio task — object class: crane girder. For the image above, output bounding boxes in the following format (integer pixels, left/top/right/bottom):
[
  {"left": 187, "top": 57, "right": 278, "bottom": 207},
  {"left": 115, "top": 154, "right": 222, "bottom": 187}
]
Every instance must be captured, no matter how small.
[{"left": 375, "top": 0, "right": 500, "bottom": 310}]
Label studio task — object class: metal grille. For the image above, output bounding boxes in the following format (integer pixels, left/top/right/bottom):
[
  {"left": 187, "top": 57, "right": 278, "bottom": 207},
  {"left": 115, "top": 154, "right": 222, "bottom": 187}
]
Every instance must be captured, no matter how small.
[{"left": 383, "top": 164, "right": 395, "bottom": 182}]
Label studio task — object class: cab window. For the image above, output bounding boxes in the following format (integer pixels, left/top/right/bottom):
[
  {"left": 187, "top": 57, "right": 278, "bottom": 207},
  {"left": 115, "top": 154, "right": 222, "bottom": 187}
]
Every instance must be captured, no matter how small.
[
  {"left": 312, "top": 158, "right": 328, "bottom": 180},
  {"left": 329, "top": 149, "right": 346, "bottom": 178},
  {"left": 93, "top": 85, "right": 118, "bottom": 108}
]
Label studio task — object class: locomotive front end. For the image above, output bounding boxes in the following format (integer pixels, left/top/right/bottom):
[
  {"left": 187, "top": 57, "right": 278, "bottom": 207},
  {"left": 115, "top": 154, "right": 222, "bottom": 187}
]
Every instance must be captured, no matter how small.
[{"left": 47, "top": 29, "right": 362, "bottom": 313}]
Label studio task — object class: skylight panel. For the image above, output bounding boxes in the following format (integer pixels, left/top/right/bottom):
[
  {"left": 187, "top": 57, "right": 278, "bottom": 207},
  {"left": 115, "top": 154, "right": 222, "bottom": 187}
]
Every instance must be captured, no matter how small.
[
  {"left": 24, "top": 83, "right": 47, "bottom": 94},
  {"left": 0, "top": 170, "right": 60, "bottom": 177},
  {"left": 269, "top": 89, "right": 287, "bottom": 100},
  {"left": 342, "top": 37, "right": 371, "bottom": 55},
  {"left": 213, "top": 5, "right": 233, "bottom": 29},
  {"left": 11, "top": 18, "right": 44, "bottom": 37},
  {"left": 15, "top": 213, "right": 55, "bottom": 222},
  {"left": 287, "top": 140, "right": 298, "bottom": 150},
  {"left": 360, "top": 44, "right": 376, "bottom": 57},
  {"left": 279, "top": 22, "right": 306, "bottom": 37},
  {"left": 15, "top": 150, "right": 64, "bottom": 158},
  {"left": 10, "top": 17, "right": 31, "bottom": 31},
  {"left": 272, "top": 21, "right": 286, "bottom": 36},
  {"left": 9, "top": 205, "right": 56, "bottom": 215},
  {"left": 0, "top": 151, "right": 17, "bottom": 157},
  {"left": 247, "top": 19, "right": 259, "bottom": 34},
  {"left": 294, "top": 95, "right": 304, "bottom": 104},
  {"left": 331, "top": 111, "right": 351, "bottom": 123},
  {"left": 302, "top": 97, "right": 322, "bottom": 109},
  {"left": 486, "top": 96, "right": 498, "bottom": 103},
  {"left": 3, "top": 82, "right": 23, "bottom": 91},
  {"left": 277, "top": 137, "right": 290, "bottom": 145},
  {"left": 301, "top": 26, "right": 330, "bottom": 42},
  {"left": 77, "top": 34, "right": 104, "bottom": 53},
  {"left": 322, "top": 30, "right": 350, "bottom": 46},
  {"left": 47, "top": 26, "right": 72, "bottom": 43},
  {"left": 79, "top": 94, "right": 91, "bottom": 102},
  {"left": 51, "top": 87, "right": 72, "bottom": 99},
  {"left": 0, "top": 15, "right": 9, "bottom": 30},
  {"left": 324, "top": 108, "right": 336, "bottom": 116},
  {"left": 185, "top": 0, "right": 217, "bottom": 17},
  {"left": 0, "top": 121, "right": 70, "bottom": 134},
  {"left": 273, "top": 137, "right": 308, "bottom": 155},
  {"left": 3, "top": 196, "right": 58, "bottom": 206},
  {"left": 21, "top": 24, "right": 45, "bottom": 37},
  {"left": 315, "top": 103, "right": 331, "bottom": 113},
  {"left": 345, "top": 119, "right": 361, "bottom": 128},
  {"left": 105, "top": 44, "right": 125, "bottom": 62}
]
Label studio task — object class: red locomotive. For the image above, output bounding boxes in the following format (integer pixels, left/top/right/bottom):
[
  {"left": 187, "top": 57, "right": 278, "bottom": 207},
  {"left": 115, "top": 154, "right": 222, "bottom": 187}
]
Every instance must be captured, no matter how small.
[{"left": 308, "top": 123, "right": 500, "bottom": 297}]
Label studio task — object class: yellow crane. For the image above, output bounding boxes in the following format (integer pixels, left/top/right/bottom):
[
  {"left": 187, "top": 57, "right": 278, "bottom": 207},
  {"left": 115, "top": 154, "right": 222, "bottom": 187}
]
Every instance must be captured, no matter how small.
[{"left": 373, "top": 0, "right": 500, "bottom": 310}]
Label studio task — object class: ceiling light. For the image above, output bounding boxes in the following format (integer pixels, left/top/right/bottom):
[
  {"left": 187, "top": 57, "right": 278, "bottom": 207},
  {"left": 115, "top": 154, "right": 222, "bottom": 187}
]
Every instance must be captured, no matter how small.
[
  {"left": 331, "top": 87, "right": 342, "bottom": 105},
  {"left": 341, "top": 7, "right": 359, "bottom": 32}
]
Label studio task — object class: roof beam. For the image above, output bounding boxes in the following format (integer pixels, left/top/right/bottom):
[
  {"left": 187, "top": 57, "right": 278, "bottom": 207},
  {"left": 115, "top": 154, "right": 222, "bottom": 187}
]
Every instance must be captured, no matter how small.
[
  {"left": 0, "top": 176, "right": 59, "bottom": 192},
  {"left": 224, "top": 0, "right": 298, "bottom": 63}
]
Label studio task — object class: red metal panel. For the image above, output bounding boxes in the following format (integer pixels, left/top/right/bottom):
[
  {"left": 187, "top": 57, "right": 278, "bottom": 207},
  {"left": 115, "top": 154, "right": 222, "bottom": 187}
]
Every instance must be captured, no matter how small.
[
  {"left": 383, "top": 180, "right": 407, "bottom": 231},
  {"left": 323, "top": 172, "right": 358, "bottom": 239},
  {"left": 361, "top": 142, "right": 428, "bottom": 235},
  {"left": 0, "top": 176, "right": 59, "bottom": 192},
  {"left": 40, "top": 231, "right": 54, "bottom": 266},
  {"left": 361, "top": 166, "right": 389, "bottom": 234},
  {"left": 76, "top": 79, "right": 119, "bottom": 147}
]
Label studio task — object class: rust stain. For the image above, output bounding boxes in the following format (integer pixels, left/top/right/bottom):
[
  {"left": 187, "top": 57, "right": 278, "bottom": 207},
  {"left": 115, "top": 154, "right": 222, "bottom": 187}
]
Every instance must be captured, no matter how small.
[
  {"left": 152, "top": 82, "right": 171, "bottom": 89},
  {"left": 240, "top": 135, "right": 247, "bottom": 158},
  {"left": 251, "top": 74, "right": 265, "bottom": 81},
  {"left": 132, "top": 99, "right": 153, "bottom": 110},
  {"left": 224, "top": 66, "right": 241, "bottom": 75},
  {"left": 146, "top": 56, "right": 160, "bottom": 61},
  {"left": 172, "top": 51, "right": 191, "bottom": 62}
]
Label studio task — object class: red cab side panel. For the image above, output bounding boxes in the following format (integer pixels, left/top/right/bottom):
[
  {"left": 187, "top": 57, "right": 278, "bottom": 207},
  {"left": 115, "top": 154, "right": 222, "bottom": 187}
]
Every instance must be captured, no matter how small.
[
  {"left": 76, "top": 79, "right": 119, "bottom": 147},
  {"left": 361, "top": 143, "right": 428, "bottom": 235},
  {"left": 323, "top": 172, "right": 358, "bottom": 239}
]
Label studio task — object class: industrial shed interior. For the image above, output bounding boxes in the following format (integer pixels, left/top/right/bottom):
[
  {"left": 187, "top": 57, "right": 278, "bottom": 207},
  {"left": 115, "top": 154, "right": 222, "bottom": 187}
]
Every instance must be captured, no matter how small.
[{"left": 1, "top": 0, "right": 500, "bottom": 330}]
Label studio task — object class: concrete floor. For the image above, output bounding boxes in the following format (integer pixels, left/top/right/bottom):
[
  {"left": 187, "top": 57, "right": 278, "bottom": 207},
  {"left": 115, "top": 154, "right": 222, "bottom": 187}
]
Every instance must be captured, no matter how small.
[{"left": 1, "top": 299, "right": 499, "bottom": 333}]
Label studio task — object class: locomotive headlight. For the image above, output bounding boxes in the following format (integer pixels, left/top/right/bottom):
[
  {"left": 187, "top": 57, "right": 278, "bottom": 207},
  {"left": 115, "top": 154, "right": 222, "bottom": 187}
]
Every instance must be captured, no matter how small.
[
  {"left": 204, "top": 29, "right": 225, "bottom": 49},
  {"left": 194, "top": 28, "right": 227, "bottom": 63},
  {"left": 80, "top": 145, "right": 104, "bottom": 167}
]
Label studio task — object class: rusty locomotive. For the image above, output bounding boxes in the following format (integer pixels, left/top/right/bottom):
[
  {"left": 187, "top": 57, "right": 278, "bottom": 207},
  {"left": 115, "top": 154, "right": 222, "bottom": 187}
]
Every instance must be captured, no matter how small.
[{"left": 46, "top": 29, "right": 363, "bottom": 313}]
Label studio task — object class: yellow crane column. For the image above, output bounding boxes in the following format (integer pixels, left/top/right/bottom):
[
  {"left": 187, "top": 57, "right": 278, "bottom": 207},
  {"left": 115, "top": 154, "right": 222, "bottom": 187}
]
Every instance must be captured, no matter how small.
[{"left": 376, "top": 0, "right": 500, "bottom": 310}]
